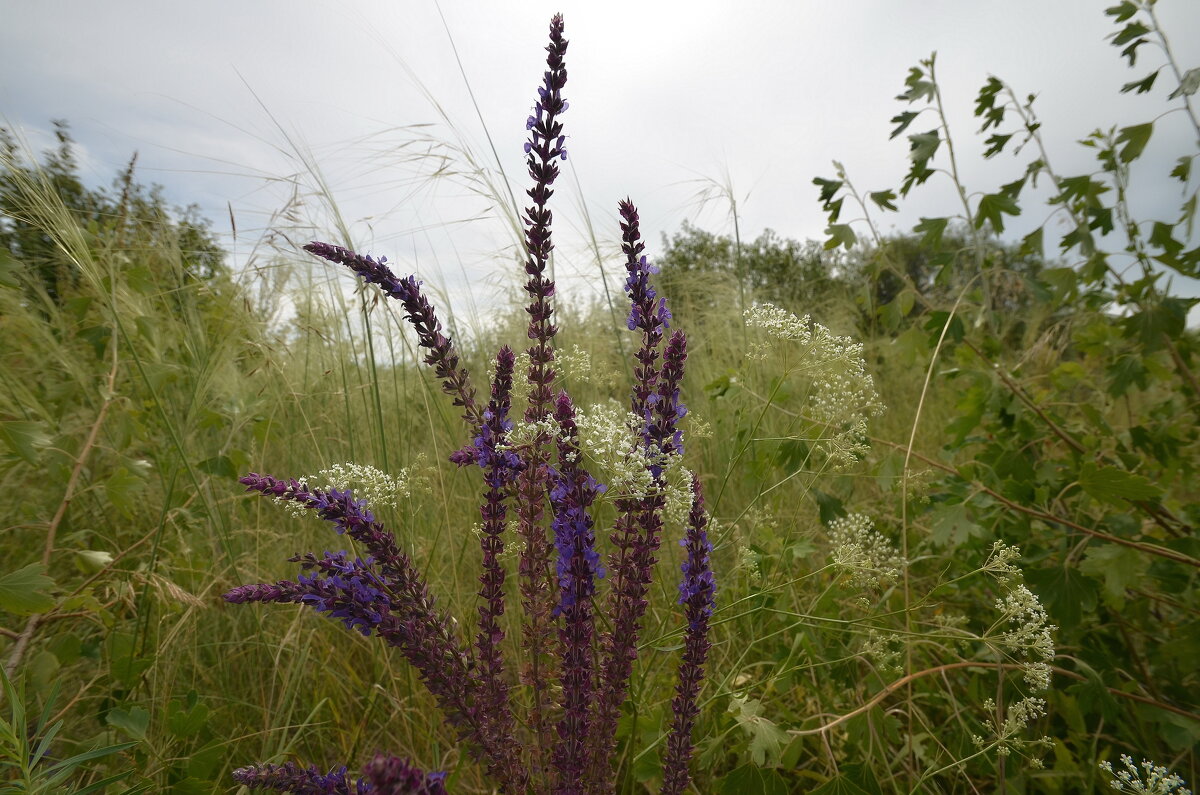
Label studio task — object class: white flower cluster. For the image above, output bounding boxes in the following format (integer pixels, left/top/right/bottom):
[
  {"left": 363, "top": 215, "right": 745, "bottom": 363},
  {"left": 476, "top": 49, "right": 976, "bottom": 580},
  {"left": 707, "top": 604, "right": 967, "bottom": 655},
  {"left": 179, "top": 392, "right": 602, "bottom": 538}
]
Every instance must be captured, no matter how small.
[
  {"left": 575, "top": 401, "right": 658, "bottom": 499},
  {"left": 974, "top": 696, "right": 1052, "bottom": 757},
  {"left": 983, "top": 541, "right": 1023, "bottom": 583},
  {"left": 569, "top": 400, "right": 697, "bottom": 526},
  {"left": 738, "top": 545, "right": 762, "bottom": 585},
  {"left": 1100, "top": 755, "right": 1192, "bottom": 795},
  {"left": 743, "top": 303, "right": 884, "bottom": 469},
  {"left": 279, "top": 462, "right": 414, "bottom": 519},
  {"left": 556, "top": 344, "right": 593, "bottom": 383},
  {"left": 994, "top": 583, "right": 1056, "bottom": 690},
  {"left": 861, "top": 630, "right": 903, "bottom": 675},
  {"left": 826, "top": 513, "right": 904, "bottom": 588}
]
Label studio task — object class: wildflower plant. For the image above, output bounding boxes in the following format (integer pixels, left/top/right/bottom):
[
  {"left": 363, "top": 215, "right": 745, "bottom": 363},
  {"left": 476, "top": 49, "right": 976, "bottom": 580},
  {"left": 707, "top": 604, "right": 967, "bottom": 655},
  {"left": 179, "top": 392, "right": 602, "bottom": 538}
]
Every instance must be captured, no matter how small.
[{"left": 223, "top": 15, "right": 715, "bottom": 793}]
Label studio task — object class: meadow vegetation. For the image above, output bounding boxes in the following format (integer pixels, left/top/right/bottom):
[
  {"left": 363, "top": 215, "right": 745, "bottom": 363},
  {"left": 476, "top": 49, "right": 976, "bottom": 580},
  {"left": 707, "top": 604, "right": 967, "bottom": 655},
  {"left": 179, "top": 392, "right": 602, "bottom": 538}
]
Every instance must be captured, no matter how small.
[{"left": 1, "top": 3, "right": 1198, "bottom": 793}]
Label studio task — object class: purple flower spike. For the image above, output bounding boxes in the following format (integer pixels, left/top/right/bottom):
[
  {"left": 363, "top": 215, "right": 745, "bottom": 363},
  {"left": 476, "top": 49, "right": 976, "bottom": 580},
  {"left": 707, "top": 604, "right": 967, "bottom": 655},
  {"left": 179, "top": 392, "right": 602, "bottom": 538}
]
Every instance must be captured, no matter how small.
[
  {"left": 618, "top": 199, "right": 669, "bottom": 430},
  {"left": 661, "top": 474, "right": 715, "bottom": 795},
  {"left": 521, "top": 13, "right": 569, "bottom": 422},
  {"left": 303, "top": 241, "right": 480, "bottom": 430},
  {"left": 361, "top": 754, "right": 448, "bottom": 794},
  {"left": 228, "top": 475, "right": 527, "bottom": 788},
  {"left": 232, "top": 760, "right": 365, "bottom": 794},
  {"left": 548, "top": 390, "right": 603, "bottom": 791},
  {"left": 470, "top": 347, "right": 527, "bottom": 791}
]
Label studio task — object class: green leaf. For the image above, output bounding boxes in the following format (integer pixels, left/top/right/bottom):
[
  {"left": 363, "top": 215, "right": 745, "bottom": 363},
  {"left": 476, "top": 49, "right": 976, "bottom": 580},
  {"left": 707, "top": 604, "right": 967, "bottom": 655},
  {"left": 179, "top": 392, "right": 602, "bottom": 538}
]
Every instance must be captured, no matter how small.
[
  {"left": 974, "top": 192, "right": 1021, "bottom": 234},
  {"left": 728, "top": 695, "right": 789, "bottom": 767},
  {"left": 1170, "top": 156, "right": 1193, "bottom": 183},
  {"left": 1116, "top": 122, "right": 1153, "bottom": 162},
  {"left": 718, "top": 765, "right": 791, "bottom": 795},
  {"left": 928, "top": 502, "right": 984, "bottom": 547},
  {"left": 0, "top": 420, "right": 51, "bottom": 465},
  {"left": 889, "top": 110, "right": 920, "bottom": 140},
  {"left": 1120, "top": 68, "right": 1160, "bottom": 94},
  {"left": 1020, "top": 226, "right": 1044, "bottom": 258},
  {"left": 198, "top": 454, "right": 238, "bottom": 480},
  {"left": 810, "top": 776, "right": 872, "bottom": 795},
  {"left": 1026, "top": 565, "right": 1098, "bottom": 630},
  {"left": 106, "top": 706, "right": 150, "bottom": 744},
  {"left": 868, "top": 190, "right": 898, "bottom": 212},
  {"left": 0, "top": 563, "right": 57, "bottom": 615},
  {"left": 896, "top": 64, "right": 935, "bottom": 103},
  {"left": 1168, "top": 66, "right": 1200, "bottom": 100},
  {"left": 813, "top": 176, "right": 843, "bottom": 205},
  {"left": 983, "top": 133, "right": 1013, "bottom": 158},
  {"left": 1104, "top": 1, "right": 1137, "bottom": 22},
  {"left": 1078, "top": 462, "right": 1163, "bottom": 504},
  {"left": 1111, "top": 20, "right": 1150, "bottom": 45},
  {"left": 913, "top": 216, "right": 949, "bottom": 248},
  {"left": 104, "top": 466, "right": 146, "bottom": 518},
  {"left": 823, "top": 224, "right": 857, "bottom": 251},
  {"left": 908, "top": 130, "right": 940, "bottom": 164},
  {"left": 1119, "top": 298, "right": 1188, "bottom": 349},
  {"left": 1079, "top": 544, "right": 1149, "bottom": 606}
]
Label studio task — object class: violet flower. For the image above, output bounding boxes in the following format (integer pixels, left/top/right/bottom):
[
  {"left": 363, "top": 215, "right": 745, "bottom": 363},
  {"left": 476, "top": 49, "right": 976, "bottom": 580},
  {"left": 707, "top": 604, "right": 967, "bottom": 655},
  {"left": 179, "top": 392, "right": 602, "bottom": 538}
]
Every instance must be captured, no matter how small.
[
  {"left": 661, "top": 474, "right": 715, "bottom": 795},
  {"left": 591, "top": 234, "right": 690, "bottom": 787},
  {"left": 231, "top": 760, "right": 366, "bottom": 794},
  {"left": 521, "top": 12, "right": 568, "bottom": 421},
  {"left": 303, "top": 241, "right": 480, "bottom": 430},
  {"left": 548, "top": 391, "right": 604, "bottom": 791},
  {"left": 361, "top": 754, "right": 448, "bottom": 795},
  {"left": 618, "top": 199, "right": 669, "bottom": 429},
  {"left": 515, "top": 14, "right": 571, "bottom": 777},
  {"left": 226, "top": 476, "right": 525, "bottom": 788},
  {"left": 470, "top": 346, "right": 526, "bottom": 791}
]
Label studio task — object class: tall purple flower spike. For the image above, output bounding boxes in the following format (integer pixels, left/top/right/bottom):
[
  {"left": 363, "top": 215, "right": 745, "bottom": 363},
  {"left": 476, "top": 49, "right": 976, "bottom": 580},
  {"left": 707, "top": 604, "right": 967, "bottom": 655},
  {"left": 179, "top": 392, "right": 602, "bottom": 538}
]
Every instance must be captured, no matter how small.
[
  {"left": 303, "top": 241, "right": 480, "bottom": 430},
  {"left": 661, "top": 473, "right": 715, "bottom": 795},
  {"left": 521, "top": 12, "right": 568, "bottom": 422},
  {"left": 514, "top": 13, "right": 571, "bottom": 781},
  {"left": 548, "top": 391, "right": 604, "bottom": 792},
  {"left": 225, "top": 475, "right": 524, "bottom": 790}
]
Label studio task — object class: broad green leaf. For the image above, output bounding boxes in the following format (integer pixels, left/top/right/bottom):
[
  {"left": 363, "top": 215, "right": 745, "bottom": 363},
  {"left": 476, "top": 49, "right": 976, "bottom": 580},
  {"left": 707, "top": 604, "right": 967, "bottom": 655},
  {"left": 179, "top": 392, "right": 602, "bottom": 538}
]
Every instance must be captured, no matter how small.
[
  {"left": 105, "top": 466, "right": 146, "bottom": 518},
  {"left": 813, "top": 176, "right": 843, "bottom": 205},
  {"left": 1078, "top": 462, "right": 1162, "bottom": 504},
  {"left": 1079, "top": 544, "right": 1149, "bottom": 606},
  {"left": 0, "top": 420, "right": 51, "bottom": 465},
  {"left": 974, "top": 192, "right": 1021, "bottom": 234},
  {"left": 908, "top": 130, "right": 940, "bottom": 164},
  {"left": 983, "top": 133, "right": 1013, "bottom": 158},
  {"left": 1116, "top": 123, "right": 1153, "bottom": 162},
  {"left": 1120, "top": 299, "right": 1188, "bottom": 349},
  {"left": 913, "top": 216, "right": 949, "bottom": 248},
  {"left": 1170, "top": 156, "right": 1193, "bottom": 183},
  {"left": 728, "top": 695, "right": 789, "bottom": 767},
  {"left": 1168, "top": 67, "right": 1200, "bottom": 100},
  {"left": 1026, "top": 565, "right": 1098, "bottom": 630},
  {"left": 0, "top": 563, "right": 57, "bottom": 615},
  {"left": 1104, "top": 1, "right": 1137, "bottom": 23},
  {"left": 718, "top": 765, "right": 791, "bottom": 795},
  {"left": 810, "top": 775, "right": 872, "bottom": 795},
  {"left": 198, "top": 454, "right": 238, "bottom": 480},
  {"left": 868, "top": 189, "right": 898, "bottom": 212},
  {"left": 928, "top": 502, "right": 984, "bottom": 547},
  {"left": 889, "top": 110, "right": 920, "bottom": 140},
  {"left": 823, "top": 224, "right": 857, "bottom": 251},
  {"left": 896, "top": 65, "right": 935, "bottom": 103},
  {"left": 1120, "top": 69, "right": 1160, "bottom": 94},
  {"left": 1020, "top": 226, "right": 1044, "bottom": 257},
  {"left": 106, "top": 706, "right": 150, "bottom": 744}
]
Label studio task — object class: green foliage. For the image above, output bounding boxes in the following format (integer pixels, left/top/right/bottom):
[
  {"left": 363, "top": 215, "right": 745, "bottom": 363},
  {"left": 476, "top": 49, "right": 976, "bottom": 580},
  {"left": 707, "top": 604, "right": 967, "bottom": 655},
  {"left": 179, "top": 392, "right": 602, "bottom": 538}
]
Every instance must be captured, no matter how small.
[{"left": 808, "top": 1, "right": 1200, "bottom": 790}]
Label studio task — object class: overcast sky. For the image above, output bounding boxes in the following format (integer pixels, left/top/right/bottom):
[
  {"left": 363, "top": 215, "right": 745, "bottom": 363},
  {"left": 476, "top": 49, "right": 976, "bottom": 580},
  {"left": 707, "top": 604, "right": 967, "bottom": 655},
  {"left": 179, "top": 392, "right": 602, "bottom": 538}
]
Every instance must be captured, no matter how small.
[{"left": 3, "top": 1, "right": 1198, "bottom": 322}]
